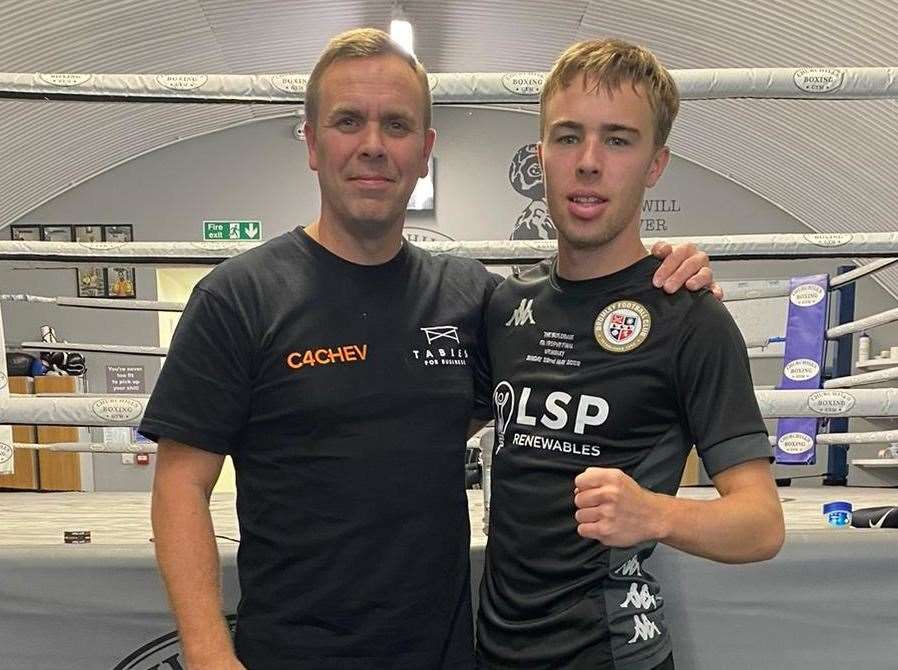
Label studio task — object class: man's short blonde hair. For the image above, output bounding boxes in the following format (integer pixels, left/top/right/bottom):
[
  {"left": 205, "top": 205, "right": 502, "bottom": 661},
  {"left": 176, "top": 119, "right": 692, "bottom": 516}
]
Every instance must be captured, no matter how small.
[
  {"left": 305, "top": 28, "right": 432, "bottom": 129},
  {"left": 540, "top": 38, "right": 679, "bottom": 147}
]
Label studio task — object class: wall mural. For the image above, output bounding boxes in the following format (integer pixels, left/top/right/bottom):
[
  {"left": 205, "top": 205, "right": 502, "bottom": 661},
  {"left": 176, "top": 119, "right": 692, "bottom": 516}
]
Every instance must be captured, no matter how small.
[{"left": 508, "top": 144, "right": 556, "bottom": 240}]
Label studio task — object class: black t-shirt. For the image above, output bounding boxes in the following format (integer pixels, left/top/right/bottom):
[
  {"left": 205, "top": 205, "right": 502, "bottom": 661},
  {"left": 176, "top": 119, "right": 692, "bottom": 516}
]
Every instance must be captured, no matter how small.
[
  {"left": 140, "top": 228, "right": 498, "bottom": 669},
  {"left": 477, "top": 256, "right": 770, "bottom": 670}
]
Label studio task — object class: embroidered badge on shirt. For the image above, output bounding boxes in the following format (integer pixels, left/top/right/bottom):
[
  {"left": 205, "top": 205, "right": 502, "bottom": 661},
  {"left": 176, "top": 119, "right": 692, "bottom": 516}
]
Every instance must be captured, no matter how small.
[{"left": 594, "top": 300, "right": 651, "bottom": 353}]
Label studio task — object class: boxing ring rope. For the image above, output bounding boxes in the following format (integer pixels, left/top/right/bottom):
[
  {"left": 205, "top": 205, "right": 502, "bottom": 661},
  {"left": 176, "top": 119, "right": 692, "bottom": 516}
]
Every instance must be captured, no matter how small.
[
  {"left": 829, "top": 259, "right": 898, "bottom": 287},
  {"left": 2, "top": 236, "right": 896, "bottom": 366},
  {"left": 824, "top": 367, "right": 898, "bottom": 389},
  {"left": 2, "top": 67, "right": 897, "bottom": 104},
  {"left": 12, "top": 441, "right": 155, "bottom": 453},
  {"left": 826, "top": 307, "right": 898, "bottom": 339},
  {"left": 743, "top": 307, "right": 898, "bottom": 351},
  {"left": 1, "top": 233, "right": 898, "bottom": 267},
  {"left": 0, "top": 294, "right": 185, "bottom": 312},
  {"left": 2, "top": 388, "right": 897, "bottom": 428},
  {"left": 720, "top": 259, "right": 898, "bottom": 302},
  {"left": 17, "top": 342, "right": 168, "bottom": 357}
]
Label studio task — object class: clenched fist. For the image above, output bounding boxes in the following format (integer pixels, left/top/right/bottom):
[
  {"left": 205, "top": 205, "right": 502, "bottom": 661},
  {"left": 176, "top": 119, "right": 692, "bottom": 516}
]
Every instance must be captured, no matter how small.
[{"left": 573, "top": 467, "right": 665, "bottom": 547}]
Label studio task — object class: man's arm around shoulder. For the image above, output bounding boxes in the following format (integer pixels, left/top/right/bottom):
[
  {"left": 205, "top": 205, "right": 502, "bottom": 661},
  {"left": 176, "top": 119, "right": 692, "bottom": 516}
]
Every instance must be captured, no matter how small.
[{"left": 152, "top": 438, "right": 245, "bottom": 669}]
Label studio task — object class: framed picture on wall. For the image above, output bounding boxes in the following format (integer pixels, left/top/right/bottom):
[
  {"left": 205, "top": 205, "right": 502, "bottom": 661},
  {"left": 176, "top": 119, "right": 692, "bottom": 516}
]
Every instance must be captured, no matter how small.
[
  {"left": 103, "top": 225, "right": 133, "bottom": 243},
  {"left": 107, "top": 267, "right": 136, "bottom": 298},
  {"left": 10, "top": 225, "right": 41, "bottom": 241},
  {"left": 103, "top": 226, "right": 135, "bottom": 298},
  {"left": 77, "top": 267, "right": 107, "bottom": 298},
  {"left": 74, "top": 225, "right": 102, "bottom": 243},
  {"left": 41, "top": 225, "right": 73, "bottom": 242}
]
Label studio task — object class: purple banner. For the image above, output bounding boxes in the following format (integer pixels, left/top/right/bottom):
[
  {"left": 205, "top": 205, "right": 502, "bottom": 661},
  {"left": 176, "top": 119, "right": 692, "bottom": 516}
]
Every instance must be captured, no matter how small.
[{"left": 775, "top": 275, "right": 829, "bottom": 464}]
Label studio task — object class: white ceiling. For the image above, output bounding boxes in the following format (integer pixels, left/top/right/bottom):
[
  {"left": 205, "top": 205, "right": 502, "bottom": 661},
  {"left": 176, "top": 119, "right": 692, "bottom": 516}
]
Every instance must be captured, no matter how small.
[{"left": 1, "top": 0, "right": 896, "bottom": 291}]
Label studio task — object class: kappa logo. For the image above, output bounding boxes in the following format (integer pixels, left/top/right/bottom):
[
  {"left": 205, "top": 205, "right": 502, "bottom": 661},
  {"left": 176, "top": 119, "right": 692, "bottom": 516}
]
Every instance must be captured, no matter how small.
[
  {"left": 505, "top": 298, "right": 536, "bottom": 327},
  {"left": 628, "top": 614, "right": 662, "bottom": 644},
  {"left": 614, "top": 556, "right": 643, "bottom": 577},
  {"left": 620, "top": 583, "right": 656, "bottom": 610},
  {"left": 421, "top": 325, "right": 460, "bottom": 344}
]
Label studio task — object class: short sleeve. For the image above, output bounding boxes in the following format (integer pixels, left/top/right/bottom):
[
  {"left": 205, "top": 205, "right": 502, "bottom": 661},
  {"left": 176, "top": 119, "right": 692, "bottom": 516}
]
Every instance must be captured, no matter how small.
[
  {"left": 471, "top": 272, "right": 503, "bottom": 420},
  {"left": 673, "top": 293, "right": 772, "bottom": 477},
  {"left": 138, "top": 287, "right": 254, "bottom": 455}
]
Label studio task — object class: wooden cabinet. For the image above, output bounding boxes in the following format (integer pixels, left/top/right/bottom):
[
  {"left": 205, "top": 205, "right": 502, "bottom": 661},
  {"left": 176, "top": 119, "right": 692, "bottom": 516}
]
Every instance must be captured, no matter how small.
[
  {"left": 0, "top": 377, "right": 38, "bottom": 490},
  {"left": 0, "top": 375, "right": 83, "bottom": 491},
  {"left": 34, "top": 375, "right": 82, "bottom": 491}
]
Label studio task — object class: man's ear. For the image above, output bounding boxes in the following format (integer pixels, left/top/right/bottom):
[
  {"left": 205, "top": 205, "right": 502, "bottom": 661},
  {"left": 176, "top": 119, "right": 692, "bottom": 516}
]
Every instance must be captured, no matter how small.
[
  {"left": 420, "top": 128, "right": 437, "bottom": 177},
  {"left": 305, "top": 121, "right": 319, "bottom": 172},
  {"left": 646, "top": 145, "right": 670, "bottom": 188}
]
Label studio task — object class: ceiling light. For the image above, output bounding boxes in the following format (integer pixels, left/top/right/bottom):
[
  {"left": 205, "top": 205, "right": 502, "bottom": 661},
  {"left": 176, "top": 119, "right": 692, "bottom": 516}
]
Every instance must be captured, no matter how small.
[{"left": 390, "top": 2, "right": 414, "bottom": 56}]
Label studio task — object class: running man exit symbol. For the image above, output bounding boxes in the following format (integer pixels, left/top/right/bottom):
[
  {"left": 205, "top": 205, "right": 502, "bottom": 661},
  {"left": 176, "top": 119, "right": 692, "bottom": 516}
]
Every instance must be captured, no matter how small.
[{"left": 203, "top": 220, "right": 262, "bottom": 241}]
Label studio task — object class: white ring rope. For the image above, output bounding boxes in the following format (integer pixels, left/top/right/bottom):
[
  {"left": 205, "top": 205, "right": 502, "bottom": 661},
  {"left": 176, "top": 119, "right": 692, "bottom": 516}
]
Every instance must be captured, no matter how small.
[
  {"left": 0, "top": 294, "right": 185, "bottom": 312},
  {"left": 2, "top": 234, "right": 898, "bottom": 267},
  {"left": 720, "top": 279, "right": 792, "bottom": 302},
  {"left": 1, "top": 67, "right": 896, "bottom": 103},
  {"left": 18, "top": 341, "right": 167, "bottom": 357},
  {"left": 12, "top": 441, "right": 156, "bottom": 453},
  {"left": 743, "top": 306, "right": 898, "bottom": 349},
  {"left": 755, "top": 388, "right": 898, "bottom": 418},
  {"left": 0, "top": 396, "right": 148, "bottom": 426},
  {"left": 826, "top": 307, "right": 898, "bottom": 339},
  {"left": 768, "top": 430, "right": 898, "bottom": 446},
  {"left": 2, "top": 389, "right": 898, "bottom": 427},
  {"left": 830, "top": 259, "right": 898, "bottom": 287},
  {"left": 824, "top": 367, "right": 898, "bottom": 389},
  {"left": 816, "top": 430, "right": 898, "bottom": 445},
  {"left": 13, "top": 430, "right": 898, "bottom": 454},
  {"left": 711, "top": 260, "right": 898, "bottom": 302}
]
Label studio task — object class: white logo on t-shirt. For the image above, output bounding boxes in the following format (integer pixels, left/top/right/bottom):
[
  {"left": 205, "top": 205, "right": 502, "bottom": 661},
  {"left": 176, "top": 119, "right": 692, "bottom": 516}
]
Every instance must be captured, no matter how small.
[
  {"left": 614, "top": 556, "right": 643, "bottom": 577},
  {"left": 505, "top": 298, "right": 536, "bottom": 327},
  {"left": 620, "top": 583, "right": 656, "bottom": 610},
  {"left": 420, "top": 325, "right": 460, "bottom": 344},
  {"left": 628, "top": 614, "right": 662, "bottom": 644}
]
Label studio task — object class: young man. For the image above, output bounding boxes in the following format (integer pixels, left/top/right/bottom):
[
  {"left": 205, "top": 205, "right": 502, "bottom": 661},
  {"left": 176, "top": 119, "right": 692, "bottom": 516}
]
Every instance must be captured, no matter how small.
[
  {"left": 477, "top": 39, "right": 785, "bottom": 670},
  {"left": 141, "top": 29, "right": 715, "bottom": 670}
]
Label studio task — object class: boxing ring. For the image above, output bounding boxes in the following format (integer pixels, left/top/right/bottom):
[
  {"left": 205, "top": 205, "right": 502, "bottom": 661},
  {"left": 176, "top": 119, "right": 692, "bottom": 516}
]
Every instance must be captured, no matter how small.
[{"left": 2, "top": 67, "right": 898, "bottom": 669}]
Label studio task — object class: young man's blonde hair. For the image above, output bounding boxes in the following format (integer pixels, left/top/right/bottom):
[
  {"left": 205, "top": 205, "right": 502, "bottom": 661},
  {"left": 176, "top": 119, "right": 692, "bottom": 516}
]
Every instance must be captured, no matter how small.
[
  {"left": 540, "top": 38, "right": 679, "bottom": 147},
  {"left": 305, "top": 28, "right": 432, "bottom": 129}
]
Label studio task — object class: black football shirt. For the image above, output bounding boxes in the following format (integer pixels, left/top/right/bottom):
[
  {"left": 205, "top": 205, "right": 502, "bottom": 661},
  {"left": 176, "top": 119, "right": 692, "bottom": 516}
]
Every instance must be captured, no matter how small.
[{"left": 477, "top": 255, "right": 770, "bottom": 670}]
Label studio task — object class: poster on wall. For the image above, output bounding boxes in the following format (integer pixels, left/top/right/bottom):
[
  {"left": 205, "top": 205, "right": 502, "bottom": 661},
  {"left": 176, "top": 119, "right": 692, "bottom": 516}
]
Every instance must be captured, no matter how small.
[
  {"left": 41, "top": 225, "right": 73, "bottom": 242},
  {"left": 77, "top": 267, "right": 107, "bottom": 298},
  {"left": 103, "top": 226, "right": 136, "bottom": 298},
  {"left": 75, "top": 226, "right": 106, "bottom": 297},
  {"left": 9, "top": 225, "right": 40, "bottom": 241},
  {"left": 106, "top": 365, "right": 145, "bottom": 394},
  {"left": 104, "top": 225, "right": 132, "bottom": 243},
  {"left": 107, "top": 267, "right": 136, "bottom": 298},
  {"left": 74, "top": 225, "right": 102, "bottom": 243}
]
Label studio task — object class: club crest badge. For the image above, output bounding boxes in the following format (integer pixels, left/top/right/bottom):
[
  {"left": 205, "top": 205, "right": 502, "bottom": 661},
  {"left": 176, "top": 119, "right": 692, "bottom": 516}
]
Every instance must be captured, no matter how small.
[{"left": 594, "top": 300, "right": 651, "bottom": 353}]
